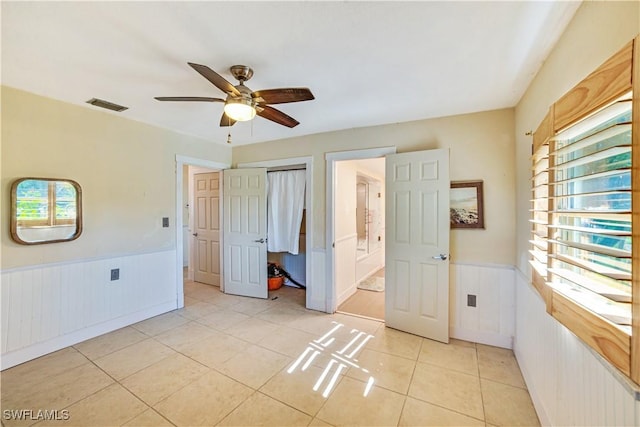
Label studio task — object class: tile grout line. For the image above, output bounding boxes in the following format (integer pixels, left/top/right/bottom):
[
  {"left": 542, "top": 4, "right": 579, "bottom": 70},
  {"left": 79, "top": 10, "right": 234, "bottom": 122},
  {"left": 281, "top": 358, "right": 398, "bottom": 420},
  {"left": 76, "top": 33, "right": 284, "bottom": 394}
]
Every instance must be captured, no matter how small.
[
  {"left": 403, "top": 340, "right": 488, "bottom": 424},
  {"left": 57, "top": 356, "right": 153, "bottom": 426},
  {"left": 476, "top": 343, "right": 487, "bottom": 424},
  {"left": 395, "top": 337, "right": 424, "bottom": 426}
]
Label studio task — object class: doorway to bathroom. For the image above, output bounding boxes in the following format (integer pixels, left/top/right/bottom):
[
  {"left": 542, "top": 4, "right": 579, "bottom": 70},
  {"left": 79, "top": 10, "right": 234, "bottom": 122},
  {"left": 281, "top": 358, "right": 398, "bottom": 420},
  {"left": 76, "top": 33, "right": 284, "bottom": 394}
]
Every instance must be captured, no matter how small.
[{"left": 334, "top": 157, "right": 386, "bottom": 321}]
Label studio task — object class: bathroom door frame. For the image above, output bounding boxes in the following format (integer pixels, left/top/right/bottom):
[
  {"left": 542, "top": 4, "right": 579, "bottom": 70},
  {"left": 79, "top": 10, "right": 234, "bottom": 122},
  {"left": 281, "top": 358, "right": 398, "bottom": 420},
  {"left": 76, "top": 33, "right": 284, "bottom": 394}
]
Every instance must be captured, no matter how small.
[{"left": 325, "top": 146, "right": 397, "bottom": 313}]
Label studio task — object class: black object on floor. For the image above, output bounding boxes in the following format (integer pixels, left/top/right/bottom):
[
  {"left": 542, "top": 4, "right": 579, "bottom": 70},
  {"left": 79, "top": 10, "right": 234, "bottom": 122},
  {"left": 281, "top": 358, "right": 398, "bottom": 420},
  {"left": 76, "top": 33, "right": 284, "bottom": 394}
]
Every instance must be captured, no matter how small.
[{"left": 268, "top": 262, "right": 306, "bottom": 289}]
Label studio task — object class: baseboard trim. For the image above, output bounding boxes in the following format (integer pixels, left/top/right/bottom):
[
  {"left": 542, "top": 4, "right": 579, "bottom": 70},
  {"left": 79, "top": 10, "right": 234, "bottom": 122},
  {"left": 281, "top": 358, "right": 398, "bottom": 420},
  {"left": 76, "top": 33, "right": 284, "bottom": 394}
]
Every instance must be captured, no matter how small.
[
  {"left": 356, "top": 263, "right": 384, "bottom": 285},
  {"left": 1, "top": 300, "right": 177, "bottom": 370},
  {"left": 513, "top": 345, "right": 552, "bottom": 426},
  {"left": 450, "top": 326, "right": 513, "bottom": 349},
  {"left": 336, "top": 283, "right": 357, "bottom": 307}
]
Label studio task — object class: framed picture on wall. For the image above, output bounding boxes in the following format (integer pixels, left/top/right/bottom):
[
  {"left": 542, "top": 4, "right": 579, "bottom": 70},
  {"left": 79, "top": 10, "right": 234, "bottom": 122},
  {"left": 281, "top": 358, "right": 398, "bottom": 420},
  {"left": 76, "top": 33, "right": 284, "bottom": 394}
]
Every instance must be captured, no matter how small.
[{"left": 450, "top": 181, "right": 484, "bottom": 229}]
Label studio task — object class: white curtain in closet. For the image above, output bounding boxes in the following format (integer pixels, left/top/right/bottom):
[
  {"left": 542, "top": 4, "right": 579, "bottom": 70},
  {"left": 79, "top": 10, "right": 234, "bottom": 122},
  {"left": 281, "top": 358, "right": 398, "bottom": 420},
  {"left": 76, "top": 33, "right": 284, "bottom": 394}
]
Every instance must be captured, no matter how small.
[{"left": 267, "top": 170, "right": 306, "bottom": 254}]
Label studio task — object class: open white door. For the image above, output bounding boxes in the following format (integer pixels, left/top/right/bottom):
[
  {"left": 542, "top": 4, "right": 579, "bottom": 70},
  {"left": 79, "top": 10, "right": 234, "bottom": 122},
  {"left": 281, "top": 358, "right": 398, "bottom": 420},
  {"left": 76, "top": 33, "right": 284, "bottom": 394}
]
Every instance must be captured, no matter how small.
[
  {"left": 193, "top": 172, "right": 220, "bottom": 286},
  {"left": 223, "top": 168, "right": 268, "bottom": 299},
  {"left": 385, "top": 149, "right": 450, "bottom": 343}
]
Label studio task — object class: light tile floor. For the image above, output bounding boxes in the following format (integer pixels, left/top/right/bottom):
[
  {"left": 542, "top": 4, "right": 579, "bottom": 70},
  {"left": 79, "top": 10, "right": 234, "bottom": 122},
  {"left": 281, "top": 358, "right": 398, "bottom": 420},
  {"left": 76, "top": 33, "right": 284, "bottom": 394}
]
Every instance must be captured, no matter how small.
[{"left": 1, "top": 281, "right": 539, "bottom": 427}]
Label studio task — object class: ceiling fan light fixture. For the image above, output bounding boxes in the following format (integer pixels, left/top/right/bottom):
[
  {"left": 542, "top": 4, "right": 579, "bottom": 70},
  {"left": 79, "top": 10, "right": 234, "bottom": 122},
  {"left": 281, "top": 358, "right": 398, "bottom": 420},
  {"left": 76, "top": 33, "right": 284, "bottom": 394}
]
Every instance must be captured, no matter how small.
[{"left": 224, "top": 98, "right": 256, "bottom": 122}]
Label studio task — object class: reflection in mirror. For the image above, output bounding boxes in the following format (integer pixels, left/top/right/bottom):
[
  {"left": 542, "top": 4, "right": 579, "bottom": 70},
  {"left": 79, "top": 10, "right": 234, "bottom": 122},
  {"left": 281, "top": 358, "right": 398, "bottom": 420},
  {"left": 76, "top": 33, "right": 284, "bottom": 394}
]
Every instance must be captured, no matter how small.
[
  {"left": 11, "top": 178, "right": 82, "bottom": 245},
  {"left": 356, "top": 181, "right": 368, "bottom": 253},
  {"left": 356, "top": 175, "right": 381, "bottom": 257}
]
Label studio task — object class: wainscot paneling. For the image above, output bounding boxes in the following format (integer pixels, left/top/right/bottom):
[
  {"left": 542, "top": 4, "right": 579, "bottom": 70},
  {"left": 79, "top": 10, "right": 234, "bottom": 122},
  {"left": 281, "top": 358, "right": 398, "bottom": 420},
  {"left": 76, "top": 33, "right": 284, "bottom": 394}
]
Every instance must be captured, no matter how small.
[
  {"left": 449, "top": 262, "right": 515, "bottom": 349},
  {"left": 335, "top": 234, "right": 358, "bottom": 306},
  {"left": 1, "top": 249, "right": 177, "bottom": 370},
  {"left": 355, "top": 247, "right": 384, "bottom": 285},
  {"left": 308, "top": 249, "right": 326, "bottom": 312},
  {"left": 514, "top": 270, "right": 639, "bottom": 426}
]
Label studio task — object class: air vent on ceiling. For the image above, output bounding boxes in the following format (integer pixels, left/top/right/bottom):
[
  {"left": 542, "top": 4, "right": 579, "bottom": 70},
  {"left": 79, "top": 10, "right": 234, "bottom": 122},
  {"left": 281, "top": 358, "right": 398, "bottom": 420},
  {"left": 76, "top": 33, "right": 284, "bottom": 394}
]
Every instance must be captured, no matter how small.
[{"left": 86, "top": 98, "right": 128, "bottom": 112}]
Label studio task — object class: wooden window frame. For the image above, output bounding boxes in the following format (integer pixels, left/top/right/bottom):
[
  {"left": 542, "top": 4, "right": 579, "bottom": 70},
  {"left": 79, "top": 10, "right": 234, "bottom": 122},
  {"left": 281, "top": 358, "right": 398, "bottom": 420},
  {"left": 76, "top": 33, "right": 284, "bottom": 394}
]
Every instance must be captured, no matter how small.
[{"left": 530, "top": 36, "right": 639, "bottom": 384}]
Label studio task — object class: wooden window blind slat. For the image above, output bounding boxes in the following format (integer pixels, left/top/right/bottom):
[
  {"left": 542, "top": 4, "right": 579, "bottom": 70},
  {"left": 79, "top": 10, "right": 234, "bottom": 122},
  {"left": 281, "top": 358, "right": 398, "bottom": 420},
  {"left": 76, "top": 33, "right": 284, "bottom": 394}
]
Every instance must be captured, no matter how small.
[
  {"left": 548, "top": 267, "right": 631, "bottom": 303},
  {"left": 548, "top": 223, "right": 631, "bottom": 236},
  {"left": 550, "top": 253, "right": 631, "bottom": 281},
  {"left": 548, "top": 238, "right": 631, "bottom": 259}
]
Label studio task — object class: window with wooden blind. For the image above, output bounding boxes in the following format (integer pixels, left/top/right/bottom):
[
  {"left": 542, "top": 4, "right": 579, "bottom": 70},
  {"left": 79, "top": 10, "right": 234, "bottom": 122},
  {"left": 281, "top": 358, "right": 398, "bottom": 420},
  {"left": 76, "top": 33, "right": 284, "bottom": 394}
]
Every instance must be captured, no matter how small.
[{"left": 530, "top": 36, "right": 639, "bottom": 384}]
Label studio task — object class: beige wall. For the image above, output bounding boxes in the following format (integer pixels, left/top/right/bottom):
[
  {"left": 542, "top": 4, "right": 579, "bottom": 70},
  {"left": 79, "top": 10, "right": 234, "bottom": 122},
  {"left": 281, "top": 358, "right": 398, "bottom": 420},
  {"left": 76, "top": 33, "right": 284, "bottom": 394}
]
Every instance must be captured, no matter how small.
[
  {"left": 514, "top": 0, "right": 640, "bottom": 274},
  {"left": 234, "top": 108, "right": 516, "bottom": 265},
  {"left": 1, "top": 87, "right": 231, "bottom": 269}
]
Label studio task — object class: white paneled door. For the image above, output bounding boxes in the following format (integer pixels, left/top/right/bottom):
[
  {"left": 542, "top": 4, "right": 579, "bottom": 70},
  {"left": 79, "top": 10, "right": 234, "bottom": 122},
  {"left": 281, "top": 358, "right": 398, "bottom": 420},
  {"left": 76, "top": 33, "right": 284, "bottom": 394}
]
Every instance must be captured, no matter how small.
[
  {"left": 223, "top": 168, "right": 268, "bottom": 299},
  {"left": 193, "top": 172, "right": 220, "bottom": 286},
  {"left": 385, "top": 149, "right": 450, "bottom": 343}
]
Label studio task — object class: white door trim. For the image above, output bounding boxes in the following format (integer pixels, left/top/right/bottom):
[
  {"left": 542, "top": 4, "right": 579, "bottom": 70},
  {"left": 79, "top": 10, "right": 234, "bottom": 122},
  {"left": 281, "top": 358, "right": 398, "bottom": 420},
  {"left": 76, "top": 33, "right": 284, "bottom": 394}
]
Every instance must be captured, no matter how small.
[
  {"left": 238, "top": 156, "right": 313, "bottom": 309},
  {"left": 175, "top": 155, "right": 230, "bottom": 308},
  {"left": 325, "top": 147, "right": 396, "bottom": 313}
]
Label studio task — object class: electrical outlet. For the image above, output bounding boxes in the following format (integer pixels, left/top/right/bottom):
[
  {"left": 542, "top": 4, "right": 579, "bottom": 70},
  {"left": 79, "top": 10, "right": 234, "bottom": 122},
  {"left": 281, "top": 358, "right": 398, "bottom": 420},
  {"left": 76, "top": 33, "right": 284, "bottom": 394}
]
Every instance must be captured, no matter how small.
[
  {"left": 110, "top": 268, "right": 120, "bottom": 281},
  {"left": 467, "top": 294, "right": 477, "bottom": 307},
  {"left": 162, "top": 217, "right": 169, "bottom": 228}
]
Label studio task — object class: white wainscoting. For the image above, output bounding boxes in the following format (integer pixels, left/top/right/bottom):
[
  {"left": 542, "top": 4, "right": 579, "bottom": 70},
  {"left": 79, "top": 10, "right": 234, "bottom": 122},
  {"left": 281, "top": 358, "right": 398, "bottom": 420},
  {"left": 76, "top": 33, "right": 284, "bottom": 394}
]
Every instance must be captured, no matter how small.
[
  {"left": 182, "top": 225, "right": 189, "bottom": 267},
  {"left": 1, "top": 249, "right": 177, "bottom": 370},
  {"left": 334, "top": 234, "right": 358, "bottom": 306},
  {"left": 514, "top": 270, "right": 639, "bottom": 426},
  {"left": 449, "top": 262, "right": 515, "bottom": 349},
  {"left": 355, "top": 247, "right": 384, "bottom": 284},
  {"left": 308, "top": 249, "right": 326, "bottom": 312}
]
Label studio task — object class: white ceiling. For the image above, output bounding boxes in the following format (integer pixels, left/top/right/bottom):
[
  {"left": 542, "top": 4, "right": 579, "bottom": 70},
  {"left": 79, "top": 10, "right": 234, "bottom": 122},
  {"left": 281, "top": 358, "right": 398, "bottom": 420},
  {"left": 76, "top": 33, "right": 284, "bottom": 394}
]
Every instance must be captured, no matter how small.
[{"left": 1, "top": 1, "right": 580, "bottom": 146}]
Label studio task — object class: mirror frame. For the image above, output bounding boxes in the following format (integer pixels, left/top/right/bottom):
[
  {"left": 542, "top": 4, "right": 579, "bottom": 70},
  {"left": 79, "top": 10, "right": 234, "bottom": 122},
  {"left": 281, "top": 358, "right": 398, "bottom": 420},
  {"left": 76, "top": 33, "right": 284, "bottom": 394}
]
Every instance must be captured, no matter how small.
[{"left": 10, "top": 177, "right": 83, "bottom": 245}]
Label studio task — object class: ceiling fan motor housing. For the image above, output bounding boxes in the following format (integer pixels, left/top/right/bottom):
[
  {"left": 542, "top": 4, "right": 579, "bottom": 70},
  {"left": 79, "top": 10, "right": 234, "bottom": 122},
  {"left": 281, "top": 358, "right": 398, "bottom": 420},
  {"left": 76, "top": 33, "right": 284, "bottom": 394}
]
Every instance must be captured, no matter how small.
[{"left": 230, "top": 65, "right": 253, "bottom": 82}]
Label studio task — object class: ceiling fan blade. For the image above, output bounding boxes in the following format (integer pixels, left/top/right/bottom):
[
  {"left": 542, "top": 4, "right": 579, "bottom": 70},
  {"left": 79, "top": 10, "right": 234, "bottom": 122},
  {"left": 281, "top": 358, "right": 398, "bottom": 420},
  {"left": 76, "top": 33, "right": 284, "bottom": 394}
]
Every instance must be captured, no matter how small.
[
  {"left": 188, "top": 62, "right": 241, "bottom": 96},
  {"left": 219, "top": 112, "right": 237, "bottom": 127},
  {"left": 252, "top": 88, "right": 314, "bottom": 104},
  {"left": 155, "top": 96, "right": 225, "bottom": 102},
  {"left": 257, "top": 105, "right": 299, "bottom": 128}
]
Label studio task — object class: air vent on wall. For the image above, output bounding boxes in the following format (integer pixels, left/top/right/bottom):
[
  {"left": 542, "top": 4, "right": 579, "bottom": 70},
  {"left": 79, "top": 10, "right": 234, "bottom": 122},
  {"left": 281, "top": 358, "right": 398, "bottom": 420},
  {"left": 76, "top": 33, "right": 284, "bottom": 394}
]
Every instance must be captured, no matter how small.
[{"left": 86, "top": 98, "right": 128, "bottom": 112}]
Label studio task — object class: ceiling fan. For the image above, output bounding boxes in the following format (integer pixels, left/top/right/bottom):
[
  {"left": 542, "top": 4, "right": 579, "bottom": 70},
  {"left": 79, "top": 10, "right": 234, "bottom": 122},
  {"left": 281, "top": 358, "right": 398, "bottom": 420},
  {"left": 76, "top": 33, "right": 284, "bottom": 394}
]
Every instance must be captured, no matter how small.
[{"left": 155, "top": 63, "right": 314, "bottom": 128}]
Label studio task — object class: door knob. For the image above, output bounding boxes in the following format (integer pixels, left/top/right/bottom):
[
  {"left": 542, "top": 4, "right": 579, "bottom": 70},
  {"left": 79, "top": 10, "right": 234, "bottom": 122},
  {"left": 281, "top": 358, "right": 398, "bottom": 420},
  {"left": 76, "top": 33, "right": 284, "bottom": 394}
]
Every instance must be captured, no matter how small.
[
  {"left": 254, "top": 238, "right": 265, "bottom": 243},
  {"left": 192, "top": 233, "right": 198, "bottom": 237},
  {"left": 432, "top": 254, "right": 448, "bottom": 261}
]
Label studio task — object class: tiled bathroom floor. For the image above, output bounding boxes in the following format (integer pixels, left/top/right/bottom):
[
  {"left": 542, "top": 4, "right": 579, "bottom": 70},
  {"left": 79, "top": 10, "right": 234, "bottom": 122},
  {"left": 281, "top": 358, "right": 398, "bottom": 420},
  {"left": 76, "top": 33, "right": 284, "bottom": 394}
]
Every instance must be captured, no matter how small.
[
  {"left": 338, "top": 268, "right": 385, "bottom": 320},
  {"left": 1, "top": 281, "right": 539, "bottom": 426}
]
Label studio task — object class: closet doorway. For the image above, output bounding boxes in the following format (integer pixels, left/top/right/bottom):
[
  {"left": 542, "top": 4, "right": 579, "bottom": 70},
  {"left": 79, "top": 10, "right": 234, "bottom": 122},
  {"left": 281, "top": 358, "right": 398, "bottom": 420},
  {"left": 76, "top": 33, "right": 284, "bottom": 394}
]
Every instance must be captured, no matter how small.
[
  {"left": 334, "top": 158, "right": 386, "bottom": 321},
  {"left": 237, "top": 156, "right": 314, "bottom": 311}
]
